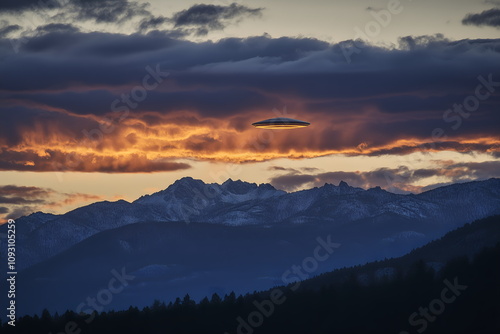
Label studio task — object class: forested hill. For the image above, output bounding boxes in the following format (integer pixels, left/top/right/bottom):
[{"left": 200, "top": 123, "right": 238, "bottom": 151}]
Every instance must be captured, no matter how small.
[{"left": 2, "top": 216, "right": 499, "bottom": 334}]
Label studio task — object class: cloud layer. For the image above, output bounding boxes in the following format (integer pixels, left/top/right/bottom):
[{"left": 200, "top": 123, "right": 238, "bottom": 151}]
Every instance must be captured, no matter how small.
[
  {"left": 0, "top": 1, "right": 264, "bottom": 37},
  {"left": 0, "top": 21, "right": 499, "bottom": 173},
  {"left": 462, "top": 7, "right": 500, "bottom": 28},
  {"left": 269, "top": 160, "right": 500, "bottom": 193},
  {"left": 0, "top": 185, "right": 103, "bottom": 221},
  {"left": 0, "top": 0, "right": 151, "bottom": 23}
]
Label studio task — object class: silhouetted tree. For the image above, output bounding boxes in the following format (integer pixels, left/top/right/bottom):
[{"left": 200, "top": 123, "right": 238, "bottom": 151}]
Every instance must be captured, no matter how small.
[{"left": 210, "top": 293, "right": 222, "bottom": 304}]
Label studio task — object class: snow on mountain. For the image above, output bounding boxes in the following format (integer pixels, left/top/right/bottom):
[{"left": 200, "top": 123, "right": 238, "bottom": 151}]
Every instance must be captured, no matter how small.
[
  {"left": 9, "top": 212, "right": 58, "bottom": 234},
  {"left": 134, "top": 177, "right": 286, "bottom": 224},
  {"left": 3, "top": 177, "right": 500, "bottom": 270}
]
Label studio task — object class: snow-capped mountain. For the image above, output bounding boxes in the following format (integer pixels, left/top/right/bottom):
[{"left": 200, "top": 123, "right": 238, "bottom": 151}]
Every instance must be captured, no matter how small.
[
  {"left": 134, "top": 177, "right": 285, "bottom": 224},
  {"left": 2, "top": 178, "right": 500, "bottom": 271},
  {"left": 1, "top": 178, "right": 500, "bottom": 316}
]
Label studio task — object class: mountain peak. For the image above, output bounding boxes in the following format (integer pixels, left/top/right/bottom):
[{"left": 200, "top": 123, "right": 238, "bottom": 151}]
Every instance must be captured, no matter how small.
[
  {"left": 222, "top": 178, "right": 236, "bottom": 185},
  {"left": 318, "top": 180, "right": 363, "bottom": 196},
  {"left": 339, "top": 180, "right": 349, "bottom": 188},
  {"left": 222, "top": 178, "right": 258, "bottom": 194},
  {"left": 258, "top": 183, "right": 278, "bottom": 191},
  {"left": 174, "top": 176, "right": 201, "bottom": 185},
  {"left": 148, "top": 177, "right": 208, "bottom": 200},
  {"left": 222, "top": 178, "right": 255, "bottom": 186},
  {"left": 168, "top": 177, "right": 207, "bottom": 190}
]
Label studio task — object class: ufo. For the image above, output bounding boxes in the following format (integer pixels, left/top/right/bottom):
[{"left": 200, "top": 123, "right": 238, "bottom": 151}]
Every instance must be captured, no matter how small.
[{"left": 252, "top": 117, "right": 310, "bottom": 129}]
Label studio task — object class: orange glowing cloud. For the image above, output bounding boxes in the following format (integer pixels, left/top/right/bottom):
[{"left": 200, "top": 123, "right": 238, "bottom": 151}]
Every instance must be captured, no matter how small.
[
  {"left": 1, "top": 32, "right": 499, "bottom": 173},
  {"left": 0, "top": 107, "right": 499, "bottom": 172}
]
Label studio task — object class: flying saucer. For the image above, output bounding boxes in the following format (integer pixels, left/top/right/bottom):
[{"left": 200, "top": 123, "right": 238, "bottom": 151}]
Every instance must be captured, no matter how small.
[{"left": 252, "top": 117, "right": 310, "bottom": 129}]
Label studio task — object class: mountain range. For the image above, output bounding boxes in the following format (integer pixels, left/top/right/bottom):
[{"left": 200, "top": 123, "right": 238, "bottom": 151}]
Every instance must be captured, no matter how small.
[{"left": 1, "top": 177, "right": 499, "bottom": 315}]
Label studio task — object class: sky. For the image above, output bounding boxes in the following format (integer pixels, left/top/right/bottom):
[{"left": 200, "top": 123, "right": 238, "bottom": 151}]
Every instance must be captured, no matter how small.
[{"left": 0, "top": 0, "right": 499, "bottom": 222}]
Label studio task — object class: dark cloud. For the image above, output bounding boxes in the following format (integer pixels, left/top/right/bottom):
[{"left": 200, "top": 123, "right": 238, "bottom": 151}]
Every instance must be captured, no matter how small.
[
  {"left": 0, "top": 0, "right": 152, "bottom": 24},
  {"left": 0, "top": 185, "right": 51, "bottom": 221},
  {"left": 463, "top": 8, "right": 500, "bottom": 28},
  {"left": 269, "top": 161, "right": 500, "bottom": 193},
  {"left": 268, "top": 166, "right": 297, "bottom": 172},
  {"left": 397, "top": 33, "right": 449, "bottom": 49},
  {"left": 0, "top": 149, "right": 192, "bottom": 172},
  {"left": 0, "top": 106, "right": 101, "bottom": 147},
  {"left": 3, "top": 32, "right": 497, "bottom": 98},
  {"left": 448, "top": 160, "right": 500, "bottom": 179},
  {"left": 0, "top": 185, "right": 53, "bottom": 197},
  {"left": 8, "top": 88, "right": 281, "bottom": 118},
  {"left": 270, "top": 168, "right": 408, "bottom": 192},
  {"left": 0, "top": 1, "right": 263, "bottom": 37},
  {"left": 36, "top": 23, "right": 80, "bottom": 33},
  {"left": 138, "top": 15, "right": 170, "bottom": 32},
  {"left": 71, "top": 0, "right": 151, "bottom": 24},
  {"left": 270, "top": 173, "right": 317, "bottom": 191},
  {"left": 0, "top": 24, "right": 21, "bottom": 37},
  {"left": 172, "top": 3, "right": 263, "bottom": 35},
  {"left": 0, "top": 196, "right": 45, "bottom": 204},
  {"left": 267, "top": 166, "right": 321, "bottom": 174},
  {"left": 0, "top": 31, "right": 499, "bottom": 170},
  {"left": 301, "top": 167, "right": 321, "bottom": 173},
  {"left": 0, "top": 184, "right": 122, "bottom": 220},
  {"left": 368, "top": 94, "right": 464, "bottom": 113},
  {"left": 0, "top": 0, "right": 62, "bottom": 12}
]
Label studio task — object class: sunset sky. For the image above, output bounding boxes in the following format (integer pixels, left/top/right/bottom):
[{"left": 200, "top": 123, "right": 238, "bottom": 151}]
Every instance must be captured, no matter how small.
[{"left": 0, "top": 0, "right": 499, "bottom": 221}]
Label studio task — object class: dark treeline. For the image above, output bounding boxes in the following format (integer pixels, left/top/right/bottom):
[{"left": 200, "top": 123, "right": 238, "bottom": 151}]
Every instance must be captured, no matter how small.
[{"left": 2, "top": 242, "right": 500, "bottom": 334}]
